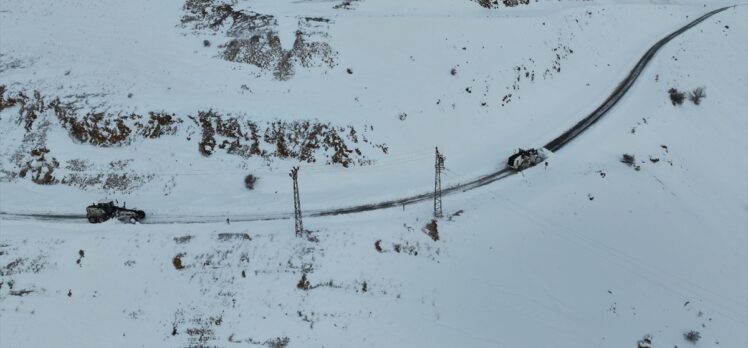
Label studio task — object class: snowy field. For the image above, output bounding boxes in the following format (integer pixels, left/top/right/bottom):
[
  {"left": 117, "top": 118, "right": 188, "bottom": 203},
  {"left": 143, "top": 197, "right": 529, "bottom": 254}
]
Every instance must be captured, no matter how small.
[{"left": 1, "top": 0, "right": 746, "bottom": 347}]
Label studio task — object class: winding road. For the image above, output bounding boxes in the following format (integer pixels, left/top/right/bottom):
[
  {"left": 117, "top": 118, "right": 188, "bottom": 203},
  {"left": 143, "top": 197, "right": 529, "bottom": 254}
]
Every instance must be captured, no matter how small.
[{"left": 0, "top": 5, "right": 734, "bottom": 225}]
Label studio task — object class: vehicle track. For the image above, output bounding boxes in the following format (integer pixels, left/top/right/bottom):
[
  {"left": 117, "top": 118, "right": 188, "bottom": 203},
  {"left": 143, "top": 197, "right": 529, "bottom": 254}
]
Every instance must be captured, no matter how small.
[{"left": 0, "top": 6, "right": 733, "bottom": 225}]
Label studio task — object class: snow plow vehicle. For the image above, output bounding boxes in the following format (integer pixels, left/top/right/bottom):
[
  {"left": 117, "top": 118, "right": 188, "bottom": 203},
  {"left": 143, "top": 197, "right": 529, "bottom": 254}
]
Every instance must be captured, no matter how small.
[
  {"left": 507, "top": 148, "right": 548, "bottom": 171},
  {"left": 86, "top": 202, "right": 145, "bottom": 223}
]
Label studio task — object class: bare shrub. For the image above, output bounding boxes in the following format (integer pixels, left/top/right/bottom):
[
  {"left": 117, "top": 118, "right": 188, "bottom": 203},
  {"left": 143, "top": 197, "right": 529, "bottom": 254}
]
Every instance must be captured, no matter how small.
[
  {"left": 637, "top": 334, "right": 653, "bottom": 348},
  {"left": 503, "top": 0, "right": 529, "bottom": 7},
  {"left": 10, "top": 289, "right": 34, "bottom": 296},
  {"left": 621, "top": 153, "right": 640, "bottom": 171},
  {"left": 65, "top": 159, "right": 90, "bottom": 172},
  {"left": 19, "top": 147, "right": 59, "bottom": 185},
  {"left": 273, "top": 52, "right": 295, "bottom": 81},
  {"left": 181, "top": 0, "right": 274, "bottom": 33},
  {"left": 217, "top": 233, "right": 251, "bottom": 241},
  {"left": 333, "top": 0, "right": 361, "bottom": 10},
  {"left": 668, "top": 88, "right": 685, "bottom": 106},
  {"left": 196, "top": 110, "right": 217, "bottom": 156},
  {"left": 174, "top": 235, "right": 193, "bottom": 244},
  {"left": 297, "top": 273, "right": 310, "bottom": 290},
  {"left": 172, "top": 254, "right": 185, "bottom": 270},
  {"left": 0, "top": 85, "right": 19, "bottom": 112},
  {"left": 265, "top": 337, "right": 290, "bottom": 348},
  {"left": 193, "top": 111, "right": 384, "bottom": 167},
  {"left": 683, "top": 330, "right": 701, "bottom": 343},
  {"left": 0, "top": 255, "right": 47, "bottom": 276},
  {"left": 424, "top": 219, "right": 439, "bottom": 241},
  {"left": 688, "top": 86, "right": 706, "bottom": 105},
  {"left": 51, "top": 100, "right": 137, "bottom": 146},
  {"left": 213, "top": 23, "right": 336, "bottom": 81},
  {"left": 139, "top": 112, "right": 182, "bottom": 138},
  {"left": 475, "top": 0, "right": 530, "bottom": 7},
  {"left": 374, "top": 240, "right": 383, "bottom": 252},
  {"left": 244, "top": 174, "right": 257, "bottom": 190},
  {"left": 621, "top": 153, "right": 635, "bottom": 165},
  {"left": 18, "top": 91, "right": 46, "bottom": 131},
  {"left": 472, "top": 0, "right": 497, "bottom": 8}
]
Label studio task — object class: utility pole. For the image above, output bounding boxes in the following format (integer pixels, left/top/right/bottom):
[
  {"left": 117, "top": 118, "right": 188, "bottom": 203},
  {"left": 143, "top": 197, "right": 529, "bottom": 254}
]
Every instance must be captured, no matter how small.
[
  {"left": 289, "top": 166, "right": 303, "bottom": 237},
  {"left": 434, "top": 147, "right": 446, "bottom": 218}
]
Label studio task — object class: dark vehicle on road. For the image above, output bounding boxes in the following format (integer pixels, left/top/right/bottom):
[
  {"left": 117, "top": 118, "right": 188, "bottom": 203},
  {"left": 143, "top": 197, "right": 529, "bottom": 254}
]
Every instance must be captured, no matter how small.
[
  {"left": 86, "top": 202, "right": 145, "bottom": 223},
  {"left": 507, "top": 148, "right": 547, "bottom": 171}
]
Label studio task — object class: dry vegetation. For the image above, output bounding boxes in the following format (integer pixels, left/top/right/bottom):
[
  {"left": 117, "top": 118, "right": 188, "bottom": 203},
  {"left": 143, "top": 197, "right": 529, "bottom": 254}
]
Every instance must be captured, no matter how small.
[
  {"left": 0, "top": 87, "right": 387, "bottom": 191},
  {"left": 0, "top": 243, "right": 50, "bottom": 299},
  {"left": 18, "top": 147, "right": 59, "bottom": 185},
  {"left": 192, "top": 110, "right": 386, "bottom": 167},
  {"left": 423, "top": 220, "right": 439, "bottom": 241},
  {"left": 474, "top": 0, "right": 530, "bottom": 9},
  {"left": 181, "top": 0, "right": 337, "bottom": 80},
  {"left": 0, "top": 89, "right": 183, "bottom": 148}
]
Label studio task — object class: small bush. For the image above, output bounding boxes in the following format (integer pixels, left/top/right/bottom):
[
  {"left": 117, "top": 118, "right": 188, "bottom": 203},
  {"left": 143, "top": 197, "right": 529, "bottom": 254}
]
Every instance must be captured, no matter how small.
[
  {"left": 621, "top": 153, "right": 641, "bottom": 171},
  {"left": 265, "top": 337, "right": 290, "bottom": 348},
  {"left": 217, "top": 233, "right": 251, "bottom": 241},
  {"left": 688, "top": 86, "right": 706, "bottom": 105},
  {"left": 203, "top": 40, "right": 211, "bottom": 47},
  {"left": 424, "top": 219, "right": 439, "bottom": 241},
  {"left": 669, "top": 88, "right": 685, "bottom": 105},
  {"left": 683, "top": 330, "right": 701, "bottom": 343},
  {"left": 297, "top": 273, "right": 310, "bottom": 290},
  {"left": 621, "top": 153, "right": 635, "bottom": 165},
  {"left": 172, "top": 255, "right": 185, "bottom": 270},
  {"left": 450, "top": 67, "right": 457, "bottom": 76},
  {"left": 637, "top": 334, "right": 653, "bottom": 348},
  {"left": 244, "top": 174, "right": 257, "bottom": 190},
  {"left": 503, "top": 0, "right": 529, "bottom": 7},
  {"left": 477, "top": 0, "right": 494, "bottom": 8},
  {"left": 174, "top": 235, "right": 193, "bottom": 244}
]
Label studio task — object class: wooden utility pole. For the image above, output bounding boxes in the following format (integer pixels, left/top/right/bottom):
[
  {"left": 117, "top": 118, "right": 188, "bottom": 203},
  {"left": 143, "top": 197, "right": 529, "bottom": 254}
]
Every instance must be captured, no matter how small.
[
  {"left": 289, "top": 166, "right": 303, "bottom": 237},
  {"left": 434, "top": 147, "right": 446, "bottom": 218}
]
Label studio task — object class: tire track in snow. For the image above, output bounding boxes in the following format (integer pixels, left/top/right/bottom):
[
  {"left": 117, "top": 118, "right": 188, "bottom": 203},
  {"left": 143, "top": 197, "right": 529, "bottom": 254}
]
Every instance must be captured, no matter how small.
[{"left": 0, "top": 5, "right": 734, "bottom": 225}]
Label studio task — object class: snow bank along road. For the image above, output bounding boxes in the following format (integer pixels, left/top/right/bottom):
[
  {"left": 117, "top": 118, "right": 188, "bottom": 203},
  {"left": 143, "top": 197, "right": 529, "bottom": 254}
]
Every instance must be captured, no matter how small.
[{"left": 0, "top": 5, "right": 734, "bottom": 225}]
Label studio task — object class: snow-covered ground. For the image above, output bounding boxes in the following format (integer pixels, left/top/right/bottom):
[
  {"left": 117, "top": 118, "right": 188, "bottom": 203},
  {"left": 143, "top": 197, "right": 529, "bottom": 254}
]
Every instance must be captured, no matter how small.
[{"left": 1, "top": 1, "right": 746, "bottom": 347}]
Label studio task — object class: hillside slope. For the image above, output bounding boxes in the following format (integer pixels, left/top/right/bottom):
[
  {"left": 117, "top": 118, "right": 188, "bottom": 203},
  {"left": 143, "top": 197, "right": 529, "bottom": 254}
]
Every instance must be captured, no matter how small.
[{"left": 1, "top": 1, "right": 746, "bottom": 348}]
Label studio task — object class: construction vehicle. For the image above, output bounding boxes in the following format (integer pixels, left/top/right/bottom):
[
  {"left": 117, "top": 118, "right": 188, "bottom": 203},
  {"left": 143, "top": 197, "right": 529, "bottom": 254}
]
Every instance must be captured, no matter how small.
[
  {"left": 86, "top": 201, "right": 145, "bottom": 223},
  {"left": 507, "top": 148, "right": 547, "bottom": 171}
]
